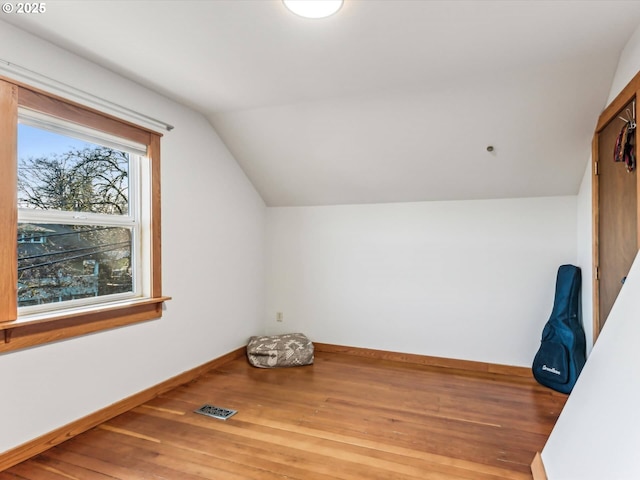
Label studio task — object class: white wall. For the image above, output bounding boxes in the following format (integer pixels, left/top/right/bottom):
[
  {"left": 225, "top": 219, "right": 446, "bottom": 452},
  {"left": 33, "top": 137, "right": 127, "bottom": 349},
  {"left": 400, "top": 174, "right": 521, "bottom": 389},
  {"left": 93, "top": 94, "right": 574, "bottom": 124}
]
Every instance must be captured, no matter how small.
[
  {"left": 266, "top": 196, "right": 577, "bottom": 367},
  {"left": 542, "top": 252, "right": 640, "bottom": 479},
  {"left": 0, "top": 21, "right": 265, "bottom": 454},
  {"left": 542, "top": 22, "right": 640, "bottom": 480}
]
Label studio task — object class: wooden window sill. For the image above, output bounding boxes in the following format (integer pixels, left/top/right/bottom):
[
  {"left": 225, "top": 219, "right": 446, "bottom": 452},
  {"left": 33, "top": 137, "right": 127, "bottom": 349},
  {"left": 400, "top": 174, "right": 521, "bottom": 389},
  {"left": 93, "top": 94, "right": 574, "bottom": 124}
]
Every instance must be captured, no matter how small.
[{"left": 0, "top": 296, "right": 171, "bottom": 354}]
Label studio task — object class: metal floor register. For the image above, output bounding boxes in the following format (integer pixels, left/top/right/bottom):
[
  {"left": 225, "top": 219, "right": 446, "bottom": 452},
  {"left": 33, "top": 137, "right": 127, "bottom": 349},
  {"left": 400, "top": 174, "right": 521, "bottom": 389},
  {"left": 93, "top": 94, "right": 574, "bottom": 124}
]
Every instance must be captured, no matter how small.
[{"left": 194, "top": 404, "right": 238, "bottom": 421}]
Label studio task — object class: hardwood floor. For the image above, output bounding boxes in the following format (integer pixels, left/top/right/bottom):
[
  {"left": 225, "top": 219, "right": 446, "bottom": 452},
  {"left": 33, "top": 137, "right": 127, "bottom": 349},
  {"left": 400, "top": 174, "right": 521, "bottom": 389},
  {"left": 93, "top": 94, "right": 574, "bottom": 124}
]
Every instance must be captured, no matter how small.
[{"left": 0, "top": 351, "right": 566, "bottom": 479}]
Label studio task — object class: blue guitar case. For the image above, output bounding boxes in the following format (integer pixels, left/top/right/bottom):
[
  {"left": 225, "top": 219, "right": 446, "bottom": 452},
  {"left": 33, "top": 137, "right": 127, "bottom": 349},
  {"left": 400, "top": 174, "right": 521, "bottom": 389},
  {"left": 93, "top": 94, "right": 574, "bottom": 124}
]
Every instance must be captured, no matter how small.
[{"left": 532, "top": 265, "right": 586, "bottom": 394}]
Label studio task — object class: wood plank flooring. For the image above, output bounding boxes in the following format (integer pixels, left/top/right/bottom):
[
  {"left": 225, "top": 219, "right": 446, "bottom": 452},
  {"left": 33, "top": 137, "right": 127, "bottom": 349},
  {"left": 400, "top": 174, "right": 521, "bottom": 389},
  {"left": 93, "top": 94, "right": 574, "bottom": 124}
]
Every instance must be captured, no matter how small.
[{"left": 0, "top": 351, "right": 566, "bottom": 479}]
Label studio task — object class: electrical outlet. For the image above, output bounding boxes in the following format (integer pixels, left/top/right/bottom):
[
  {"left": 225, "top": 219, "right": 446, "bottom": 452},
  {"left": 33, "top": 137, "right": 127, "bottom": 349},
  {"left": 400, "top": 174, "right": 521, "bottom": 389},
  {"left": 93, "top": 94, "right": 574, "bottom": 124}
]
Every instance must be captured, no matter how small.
[{"left": 276, "top": 312, "right": 283, "bottom": 322}]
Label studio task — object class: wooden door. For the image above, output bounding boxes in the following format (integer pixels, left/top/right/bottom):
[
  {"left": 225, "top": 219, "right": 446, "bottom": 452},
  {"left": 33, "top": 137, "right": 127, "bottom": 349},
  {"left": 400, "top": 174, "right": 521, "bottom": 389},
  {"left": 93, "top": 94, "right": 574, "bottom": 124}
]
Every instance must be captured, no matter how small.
[
  {"left": 593, "top": 70, "right": 640, "bottom": 341},
  {"left": 596, "top": 106, "right": 637, "bottom": 332}
]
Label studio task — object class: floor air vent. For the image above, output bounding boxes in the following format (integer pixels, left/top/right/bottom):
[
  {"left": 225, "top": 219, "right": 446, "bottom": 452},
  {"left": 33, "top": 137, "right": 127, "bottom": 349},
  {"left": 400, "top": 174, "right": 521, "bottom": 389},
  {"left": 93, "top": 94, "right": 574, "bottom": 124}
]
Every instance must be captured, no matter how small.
[{"left": 194, "top": 404, "right": 237, "bottom": 420}]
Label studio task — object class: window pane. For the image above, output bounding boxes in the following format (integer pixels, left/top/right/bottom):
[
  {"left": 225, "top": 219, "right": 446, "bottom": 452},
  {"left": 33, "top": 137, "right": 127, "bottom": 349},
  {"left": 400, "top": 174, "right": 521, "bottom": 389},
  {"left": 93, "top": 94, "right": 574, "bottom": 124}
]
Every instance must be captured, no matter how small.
[
  {"left": 18, "top": 124, "right": 130, "bottom": 215},
  {"left": 18, "top": 223, "right": 133, "bottom": 307}
]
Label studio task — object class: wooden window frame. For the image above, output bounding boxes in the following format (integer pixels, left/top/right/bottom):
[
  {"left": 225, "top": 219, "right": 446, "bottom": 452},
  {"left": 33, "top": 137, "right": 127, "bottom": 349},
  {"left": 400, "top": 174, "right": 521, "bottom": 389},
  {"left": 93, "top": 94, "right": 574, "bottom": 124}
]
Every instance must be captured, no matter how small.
[{"left": 0, "top": 78, "right": 169, "bottom": 354}]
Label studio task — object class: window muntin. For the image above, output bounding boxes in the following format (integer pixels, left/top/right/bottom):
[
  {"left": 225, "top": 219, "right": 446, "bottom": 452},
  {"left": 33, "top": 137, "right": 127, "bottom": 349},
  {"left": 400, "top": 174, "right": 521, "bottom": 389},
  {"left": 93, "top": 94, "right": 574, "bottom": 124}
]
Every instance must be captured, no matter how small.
[{"left": 17, "top": 110, "right": 145, "bottom": 314}]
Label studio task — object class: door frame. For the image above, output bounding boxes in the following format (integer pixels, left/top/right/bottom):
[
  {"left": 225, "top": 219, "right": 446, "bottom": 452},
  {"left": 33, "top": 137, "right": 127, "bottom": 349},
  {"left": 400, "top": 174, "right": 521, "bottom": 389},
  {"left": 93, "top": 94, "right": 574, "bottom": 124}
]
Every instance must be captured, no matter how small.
[{"left": 592, "top": 71, "right": 640, "bottom": 341}]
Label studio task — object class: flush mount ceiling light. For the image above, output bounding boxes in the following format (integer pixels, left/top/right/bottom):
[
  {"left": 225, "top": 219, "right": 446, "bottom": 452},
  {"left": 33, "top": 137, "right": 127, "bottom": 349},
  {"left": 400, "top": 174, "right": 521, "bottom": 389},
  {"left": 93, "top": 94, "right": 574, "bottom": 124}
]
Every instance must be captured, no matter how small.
[{"left": 283, "top": 0, "right": 343, "bottom": 19}]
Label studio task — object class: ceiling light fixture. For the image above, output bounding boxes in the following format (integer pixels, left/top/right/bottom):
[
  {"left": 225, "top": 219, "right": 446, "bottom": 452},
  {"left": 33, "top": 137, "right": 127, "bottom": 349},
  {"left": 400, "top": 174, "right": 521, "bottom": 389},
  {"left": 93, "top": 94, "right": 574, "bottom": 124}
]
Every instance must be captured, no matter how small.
[{"left": 283, "top": 0, "right": 343, "bottom": 19}]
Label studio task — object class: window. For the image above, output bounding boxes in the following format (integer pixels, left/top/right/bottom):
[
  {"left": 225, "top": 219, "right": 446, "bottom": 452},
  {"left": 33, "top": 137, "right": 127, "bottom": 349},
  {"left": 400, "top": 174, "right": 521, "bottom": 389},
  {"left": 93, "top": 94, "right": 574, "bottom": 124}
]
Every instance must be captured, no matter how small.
[
  {"left": 0, "top": 80, "right": 168, "bottom": 353},
  {"left": 18, "top": 113, "right": 142, "bottom": 310}
]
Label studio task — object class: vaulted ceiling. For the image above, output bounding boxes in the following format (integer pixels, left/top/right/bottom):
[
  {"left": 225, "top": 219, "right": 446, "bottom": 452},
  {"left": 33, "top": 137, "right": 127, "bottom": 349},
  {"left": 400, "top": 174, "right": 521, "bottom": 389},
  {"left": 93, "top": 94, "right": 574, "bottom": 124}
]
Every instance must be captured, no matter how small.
[{"left": 5, "top": 1, "right": 640, "bottom": 206}]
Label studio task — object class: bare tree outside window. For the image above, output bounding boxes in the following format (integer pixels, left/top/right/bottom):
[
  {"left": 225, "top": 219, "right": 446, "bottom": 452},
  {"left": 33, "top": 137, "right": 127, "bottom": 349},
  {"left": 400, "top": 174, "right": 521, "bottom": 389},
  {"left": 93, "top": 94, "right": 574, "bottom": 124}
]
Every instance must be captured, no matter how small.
[{"left": 18, "top": 146, "right": 129, "bottom": 214}]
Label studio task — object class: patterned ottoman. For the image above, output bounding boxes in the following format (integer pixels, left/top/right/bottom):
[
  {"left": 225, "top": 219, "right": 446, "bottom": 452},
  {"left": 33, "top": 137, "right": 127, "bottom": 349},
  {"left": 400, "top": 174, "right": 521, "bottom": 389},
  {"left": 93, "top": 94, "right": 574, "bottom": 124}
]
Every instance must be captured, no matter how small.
[{"left": 246, "top": 333, "right": 314, "bottom": 368}]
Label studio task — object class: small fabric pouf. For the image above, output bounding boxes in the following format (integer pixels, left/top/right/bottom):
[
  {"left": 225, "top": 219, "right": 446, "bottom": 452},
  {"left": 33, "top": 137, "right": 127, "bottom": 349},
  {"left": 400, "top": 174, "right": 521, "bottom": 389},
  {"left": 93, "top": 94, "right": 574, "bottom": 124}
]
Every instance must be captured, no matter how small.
[{"left": 246, "top": 333, "right": 314, "bottom": 368}]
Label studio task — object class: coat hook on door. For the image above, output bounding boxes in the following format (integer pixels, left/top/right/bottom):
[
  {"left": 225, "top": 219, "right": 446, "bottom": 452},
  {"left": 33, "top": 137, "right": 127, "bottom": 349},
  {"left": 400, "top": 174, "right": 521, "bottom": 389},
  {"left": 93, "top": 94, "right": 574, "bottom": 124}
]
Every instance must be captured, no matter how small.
[
  {"left": 614, "top": 100, "right": 636, "bottom": 172},
  {"left": 618, "top": 100, "right": 636, "bottom": 129}
]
